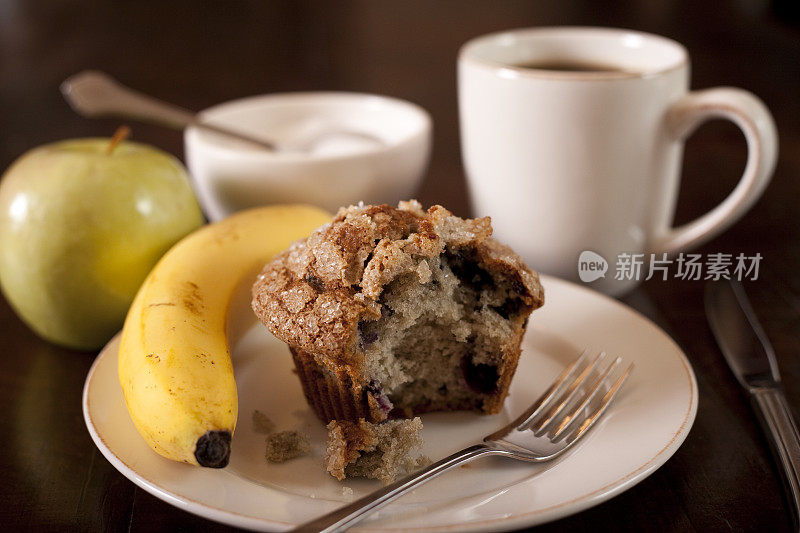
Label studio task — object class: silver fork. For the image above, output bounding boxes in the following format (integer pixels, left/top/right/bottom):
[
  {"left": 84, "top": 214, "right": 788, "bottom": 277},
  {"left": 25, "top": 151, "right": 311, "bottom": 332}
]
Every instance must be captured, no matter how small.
[{"left": 292, "top": 350, "right": 634, "bottom": 533}]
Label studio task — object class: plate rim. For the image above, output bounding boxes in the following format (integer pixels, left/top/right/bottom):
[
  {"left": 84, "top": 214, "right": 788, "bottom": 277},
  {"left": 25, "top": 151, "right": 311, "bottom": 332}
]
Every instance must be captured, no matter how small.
[{"left": 83, "top": 274, "right": 698, "bottom": 532}]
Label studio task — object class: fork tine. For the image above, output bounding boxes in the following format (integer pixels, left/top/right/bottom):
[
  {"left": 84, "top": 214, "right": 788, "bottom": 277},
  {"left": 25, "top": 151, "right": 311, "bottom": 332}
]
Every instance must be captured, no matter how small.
[
  {"left": 550, "top": 356, "right": 623, "bottom": 439},
  {"left": 512, "top": 348, "right": 593, "bottom": 431},
  {"left": 560, "top": 362, "right": 634, "bottom": 444},
  {"left": 528, "top": 351, "right": 607, "bottom": 433}
]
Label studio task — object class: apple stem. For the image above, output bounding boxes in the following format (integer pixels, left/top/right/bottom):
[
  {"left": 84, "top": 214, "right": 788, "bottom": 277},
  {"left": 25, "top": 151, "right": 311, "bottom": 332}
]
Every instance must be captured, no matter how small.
[{"left": 107, "top": 126, "right": 132, "bottom": 155}]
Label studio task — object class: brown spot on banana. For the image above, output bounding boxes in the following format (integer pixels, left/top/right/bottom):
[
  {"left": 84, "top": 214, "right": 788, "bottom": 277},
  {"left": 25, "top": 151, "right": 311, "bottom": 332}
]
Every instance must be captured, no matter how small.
[{"left": 181, "top": 281, "right": 204, "bottom": 315}]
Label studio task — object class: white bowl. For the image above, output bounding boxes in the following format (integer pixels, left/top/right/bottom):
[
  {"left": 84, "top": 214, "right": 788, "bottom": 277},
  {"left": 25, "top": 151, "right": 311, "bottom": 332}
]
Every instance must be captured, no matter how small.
[{"left": 184, "top": 92, "right": 432, "bottom": 221}]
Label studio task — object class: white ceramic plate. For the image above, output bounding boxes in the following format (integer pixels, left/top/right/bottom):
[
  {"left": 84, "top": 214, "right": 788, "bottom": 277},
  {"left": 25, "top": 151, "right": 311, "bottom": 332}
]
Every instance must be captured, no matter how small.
[{"left": 83, "top": 275, "right": 697, "bottom": 532}]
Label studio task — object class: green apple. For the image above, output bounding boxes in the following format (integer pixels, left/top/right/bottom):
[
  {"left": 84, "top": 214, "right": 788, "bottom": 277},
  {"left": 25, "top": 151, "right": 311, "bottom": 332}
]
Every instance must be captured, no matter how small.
[{"left": 0, "top": 138, "right": 204, "bottom": 350}]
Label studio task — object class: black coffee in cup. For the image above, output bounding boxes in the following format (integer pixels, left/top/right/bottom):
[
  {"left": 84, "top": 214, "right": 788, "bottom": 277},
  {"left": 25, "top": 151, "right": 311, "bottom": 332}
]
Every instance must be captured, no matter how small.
[{"left": 513, "top": 59, "right": 633, "bottom": 73}]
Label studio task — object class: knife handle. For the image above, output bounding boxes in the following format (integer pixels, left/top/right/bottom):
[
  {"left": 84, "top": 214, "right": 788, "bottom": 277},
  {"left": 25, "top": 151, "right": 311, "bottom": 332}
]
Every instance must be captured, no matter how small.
[{"left": 752, "top": 388, "right": 800, "bottom": 529}]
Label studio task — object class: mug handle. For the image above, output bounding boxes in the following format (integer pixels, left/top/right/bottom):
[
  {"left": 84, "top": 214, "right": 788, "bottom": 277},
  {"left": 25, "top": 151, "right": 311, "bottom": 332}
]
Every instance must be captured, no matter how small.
[{"left": 649, "top": 87, "right": 778, "bottom": 255}]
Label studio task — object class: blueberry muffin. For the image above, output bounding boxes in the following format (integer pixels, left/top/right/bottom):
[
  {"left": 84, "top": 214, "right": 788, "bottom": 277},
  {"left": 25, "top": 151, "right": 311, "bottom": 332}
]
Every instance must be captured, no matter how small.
[{"left": 251, "top": 200, "right": 544, "bottom": 423}]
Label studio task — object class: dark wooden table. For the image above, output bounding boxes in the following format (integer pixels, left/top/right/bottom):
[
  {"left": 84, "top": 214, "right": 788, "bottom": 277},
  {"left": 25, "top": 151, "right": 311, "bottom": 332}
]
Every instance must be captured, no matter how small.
[{"left": 2, "top": 1, "right": 799, "bottom": 531}]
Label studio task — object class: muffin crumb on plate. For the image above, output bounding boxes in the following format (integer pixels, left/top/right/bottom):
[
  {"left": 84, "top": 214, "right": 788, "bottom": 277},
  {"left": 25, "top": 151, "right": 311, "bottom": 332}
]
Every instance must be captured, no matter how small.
[
  {"left": 325, "top": 417, "right": 424, "bottom": 484},
  {"left": 265, "top": 430, "right": 311, "bottom": 463}
]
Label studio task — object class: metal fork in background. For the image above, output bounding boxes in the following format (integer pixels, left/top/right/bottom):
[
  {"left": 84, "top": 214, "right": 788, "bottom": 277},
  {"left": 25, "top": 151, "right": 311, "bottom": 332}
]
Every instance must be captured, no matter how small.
[{"left": 293, "top": 350, "right": 634, "bottom": 533}]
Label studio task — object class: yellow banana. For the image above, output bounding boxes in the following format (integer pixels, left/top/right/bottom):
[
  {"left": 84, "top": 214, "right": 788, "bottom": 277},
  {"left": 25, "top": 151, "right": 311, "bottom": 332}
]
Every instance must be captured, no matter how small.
[{"left": 118, "top": 205, "right": 331, "bottom": 467}]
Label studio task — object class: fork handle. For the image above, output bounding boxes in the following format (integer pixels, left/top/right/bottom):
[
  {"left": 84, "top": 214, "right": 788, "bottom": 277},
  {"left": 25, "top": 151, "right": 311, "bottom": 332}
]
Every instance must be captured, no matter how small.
[
  {"left": 751, "top": 387, "right": 800, "bottom": 530},
  {"left": 291, "top": 443, "right": 498, "bottom": 533}
]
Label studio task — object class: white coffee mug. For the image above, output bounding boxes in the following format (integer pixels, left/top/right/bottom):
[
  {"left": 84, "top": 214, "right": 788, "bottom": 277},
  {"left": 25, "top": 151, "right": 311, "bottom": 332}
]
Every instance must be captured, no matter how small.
[{"left": 458, "top": 27, "right": 777, "bottom": 295}]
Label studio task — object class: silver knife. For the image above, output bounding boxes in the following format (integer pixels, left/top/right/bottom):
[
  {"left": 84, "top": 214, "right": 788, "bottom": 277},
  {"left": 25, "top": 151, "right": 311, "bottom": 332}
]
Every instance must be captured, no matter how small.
[{"left": 705, "top": 280, "right": 800, "bottom": 529}]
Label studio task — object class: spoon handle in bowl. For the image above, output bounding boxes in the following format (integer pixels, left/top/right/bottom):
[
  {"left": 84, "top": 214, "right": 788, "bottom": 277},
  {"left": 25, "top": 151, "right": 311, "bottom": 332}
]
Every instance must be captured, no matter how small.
[{"left": 60, "top": 70, "right": 276, "bottom": 150}]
